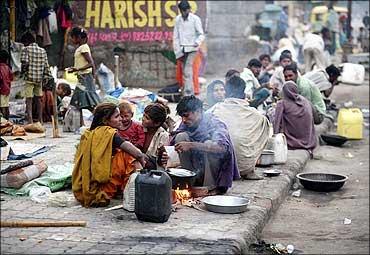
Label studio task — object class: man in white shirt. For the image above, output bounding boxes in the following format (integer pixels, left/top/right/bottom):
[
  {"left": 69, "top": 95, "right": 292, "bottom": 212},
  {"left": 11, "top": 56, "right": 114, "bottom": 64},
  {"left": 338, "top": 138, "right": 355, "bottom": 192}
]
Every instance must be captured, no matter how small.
[
  {"left": 302, "top": 32, "right": 328, "bottom": 73},
  {"left": 240, "top": 59, "right": 270, "bottom": 108},
  {"left": 173, "top": 0, "right": 205, "bottom": 96}
]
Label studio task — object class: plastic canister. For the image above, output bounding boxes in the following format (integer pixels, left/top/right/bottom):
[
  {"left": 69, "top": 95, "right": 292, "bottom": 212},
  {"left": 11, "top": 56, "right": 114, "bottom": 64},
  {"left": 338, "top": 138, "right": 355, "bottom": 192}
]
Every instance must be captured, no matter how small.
[
  {"left": 337, "top": 108, "right": 363, "bottom": 139},
  {"left": 272, "top": 133, "right": 288, "bottom": 164},
  {"left": 135, "top": 170, "right": 172, "bottom": 223}
]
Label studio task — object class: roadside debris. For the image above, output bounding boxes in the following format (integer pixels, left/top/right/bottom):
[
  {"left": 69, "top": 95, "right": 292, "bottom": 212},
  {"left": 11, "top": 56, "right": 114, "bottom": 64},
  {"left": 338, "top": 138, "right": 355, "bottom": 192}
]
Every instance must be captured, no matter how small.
[
  {"left": 104, "top": 205, "right": 123, "bottom": 211},
  {"left": 343, "top": 218, "right": 352, "bottom": 225},
  {"left": 344, "top": 152, "right": 354, "bottom": 158},
  {"left": 292, "top": 190, "right": 301, "bottom": 197},
  {"left": 249, "top": 240, "right": 296, "bottom": 254}
]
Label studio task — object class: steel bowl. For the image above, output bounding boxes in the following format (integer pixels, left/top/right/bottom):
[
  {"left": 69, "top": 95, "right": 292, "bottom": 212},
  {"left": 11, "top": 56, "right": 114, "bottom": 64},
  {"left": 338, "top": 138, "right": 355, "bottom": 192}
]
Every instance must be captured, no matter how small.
[
  {"left": 202, "top": 195, "right": 250, "bottom": 214},
  {"left": 263, "top": 169, "right": 282, "bottom": 177},
  {"left": 296, "top": 173, "right": 348, "bottom": 192}
]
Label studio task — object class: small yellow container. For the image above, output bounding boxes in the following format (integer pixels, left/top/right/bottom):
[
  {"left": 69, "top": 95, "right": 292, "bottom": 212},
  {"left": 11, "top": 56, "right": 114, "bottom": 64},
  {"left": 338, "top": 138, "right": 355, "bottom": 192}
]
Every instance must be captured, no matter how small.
[
  {"left": 63, "top": 69, "right": 78, "bottom": 84},
  {"left": 337, "top": 108, "right": 363, "bottom": 139}
]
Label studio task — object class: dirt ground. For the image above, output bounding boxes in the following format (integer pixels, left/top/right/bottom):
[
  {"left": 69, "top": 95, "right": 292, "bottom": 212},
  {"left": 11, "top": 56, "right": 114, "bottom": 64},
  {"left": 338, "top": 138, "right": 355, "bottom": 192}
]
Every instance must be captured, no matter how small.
[{"left": 258, "top": 82, "right": 370, "bottom": 254}]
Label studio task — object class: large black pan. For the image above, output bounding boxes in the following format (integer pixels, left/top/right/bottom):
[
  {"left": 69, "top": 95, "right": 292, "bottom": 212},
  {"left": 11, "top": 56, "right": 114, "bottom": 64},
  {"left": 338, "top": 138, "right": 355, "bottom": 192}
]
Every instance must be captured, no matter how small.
[{"left": 166, "top": 168, "right": 197, "bottom": 189}]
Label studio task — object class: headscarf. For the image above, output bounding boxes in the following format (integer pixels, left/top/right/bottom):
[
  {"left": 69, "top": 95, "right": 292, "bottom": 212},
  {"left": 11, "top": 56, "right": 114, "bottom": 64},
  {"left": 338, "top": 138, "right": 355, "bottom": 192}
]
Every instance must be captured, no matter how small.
[
  {"left": 273, "top": 81, "right": 317, "bottom": 151},
  {"left": 206, "top": 80, "right": 225, "bottom": 108}
]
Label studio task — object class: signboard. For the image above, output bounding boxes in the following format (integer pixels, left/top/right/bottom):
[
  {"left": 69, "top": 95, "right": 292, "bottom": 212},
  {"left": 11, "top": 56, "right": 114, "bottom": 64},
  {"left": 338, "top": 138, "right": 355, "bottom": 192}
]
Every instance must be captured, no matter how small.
[{"left": 72, "top": 1, "right": 207, "bottom": 45}]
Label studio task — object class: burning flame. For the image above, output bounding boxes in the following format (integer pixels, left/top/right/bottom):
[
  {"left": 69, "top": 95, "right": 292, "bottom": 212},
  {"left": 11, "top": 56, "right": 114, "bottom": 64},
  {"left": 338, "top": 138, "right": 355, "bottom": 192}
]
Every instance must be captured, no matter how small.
[{"left": 174, "top": 185, "right": 191, "bottom": 204}]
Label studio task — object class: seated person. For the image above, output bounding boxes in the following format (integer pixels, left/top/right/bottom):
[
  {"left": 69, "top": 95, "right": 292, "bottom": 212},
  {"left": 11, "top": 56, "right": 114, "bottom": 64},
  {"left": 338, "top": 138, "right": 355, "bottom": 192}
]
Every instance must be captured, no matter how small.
[
  {"left": 240, "top": 58, "right": 271, "bottom": 108},
  {"left": 269, "top": 53, "right": 293, "bottom": 97},
  {"left": 141, "top": 103, "right": 170, "bottom": 170},
  {"left": 225, "top": 75, "right": 246, "bottom": 100},
  {"left": 118, "top": 101, "right": 145, "bottom": 150},
  {"left": 33, "top": 80, "right": 72, "bottom": 123},
  {"left": 274, "top": 81, "right": 317, "bottom": 156},
  {"left": 303, "top": 64, "right": 341, "bottom": 108},
  {"left": 172, "top": 96, "right": 240, "bottom": 195},
  {"left": 210, "top": 79, "right": 270, "bottom": 180},
  {"left": 56, "top": 82, "right": 72, "bottom": 118},
  {"left": 204, "top": 80, "right": 226, "bottom": 111},
  {"left": 283, "top": 63, "right": 327, "bottom": 124},
  {"left": 225, "top": 69, "right": 240, "bottom": 83},
  {"left": 258, "top": 54, "right": 274, "bottom": 85},
  {"left": 72, "top": 102, "right": 149, "bottom": 207}
]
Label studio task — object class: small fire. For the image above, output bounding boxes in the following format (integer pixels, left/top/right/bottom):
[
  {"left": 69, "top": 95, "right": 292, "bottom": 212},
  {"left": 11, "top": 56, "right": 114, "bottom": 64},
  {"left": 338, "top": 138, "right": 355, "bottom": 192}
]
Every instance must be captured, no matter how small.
[{"left": 174, "top": 185, "right": 192, "bottom": 204}]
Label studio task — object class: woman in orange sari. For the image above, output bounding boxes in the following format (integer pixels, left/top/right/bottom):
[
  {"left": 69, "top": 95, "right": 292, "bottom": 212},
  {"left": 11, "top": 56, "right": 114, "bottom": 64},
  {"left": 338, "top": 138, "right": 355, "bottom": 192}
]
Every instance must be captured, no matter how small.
[{"left": 72, "top": 102, "right": 148, "bottom": 207}]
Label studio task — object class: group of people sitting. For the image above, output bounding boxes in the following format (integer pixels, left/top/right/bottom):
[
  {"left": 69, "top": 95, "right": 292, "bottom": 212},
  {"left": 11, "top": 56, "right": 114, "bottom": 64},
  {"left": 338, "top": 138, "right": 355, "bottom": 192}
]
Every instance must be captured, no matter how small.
[{"left": 72, "top": 50, "right": 341, "bottom": 208}]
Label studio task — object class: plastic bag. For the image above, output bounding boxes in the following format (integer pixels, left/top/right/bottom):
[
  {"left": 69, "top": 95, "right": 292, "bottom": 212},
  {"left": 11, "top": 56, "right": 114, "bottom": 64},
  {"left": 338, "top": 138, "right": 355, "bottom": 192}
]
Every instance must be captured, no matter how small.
[
  {"left": 48, "top": 10, "right": 58, "bottom": 33},
  {"left": 96, "top": 63, "right": 115, "bottom": 94},
  {"left": 48, "top": 191, "right": 79, "bottom": 207},
  {"left": 164, "top": 146, "right": 180, "bottom": 168},
  {"left": 29, "top": 186, "right": 51, "bottom": 203},
  {"left": 24, "top": 122, "right": 46, "bottom": 133}
]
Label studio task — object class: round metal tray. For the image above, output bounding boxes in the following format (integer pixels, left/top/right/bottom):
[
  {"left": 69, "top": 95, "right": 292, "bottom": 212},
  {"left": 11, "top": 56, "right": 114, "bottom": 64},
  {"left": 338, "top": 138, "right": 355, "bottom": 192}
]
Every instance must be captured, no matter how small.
[{"left": 202, "top": 195, "right": 250, "bottom": 214}]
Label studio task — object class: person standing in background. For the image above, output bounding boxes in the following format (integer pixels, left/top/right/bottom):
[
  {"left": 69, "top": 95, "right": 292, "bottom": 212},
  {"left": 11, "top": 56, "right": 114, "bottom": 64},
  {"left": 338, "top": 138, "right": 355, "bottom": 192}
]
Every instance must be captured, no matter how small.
[
  {"left": 276, "top": 6, "right": 289, "bottom": 41},
  {"left": 302, "top": 32, "right": 328, "bottom": 73},
  {"left": 173, "top": 0, "right": 205, "bottom": 96},
  {"left": 68, "top": 27, "right": 101, "bottom": 127},
  {"left": 21, "top": 32, "right": 52, "bottom": 124},
  {"left": 0, "top": 50, "right": 13, "bottom": 120},
  {"left": 326, "top": 2, "right": 339, "bottom": 55}
]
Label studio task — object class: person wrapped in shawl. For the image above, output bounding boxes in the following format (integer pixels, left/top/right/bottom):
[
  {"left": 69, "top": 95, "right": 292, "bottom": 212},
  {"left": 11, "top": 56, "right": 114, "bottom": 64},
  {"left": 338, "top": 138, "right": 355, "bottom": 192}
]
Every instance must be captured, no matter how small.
[
  {"left": 273, "top": 81, "right": 317, "bottom": 155},
  {"left": 172, "top": 96, "right": 240, "bottom": 195},
  {"left": 72, "top": 102, "right": 149, "bottom": 207}
]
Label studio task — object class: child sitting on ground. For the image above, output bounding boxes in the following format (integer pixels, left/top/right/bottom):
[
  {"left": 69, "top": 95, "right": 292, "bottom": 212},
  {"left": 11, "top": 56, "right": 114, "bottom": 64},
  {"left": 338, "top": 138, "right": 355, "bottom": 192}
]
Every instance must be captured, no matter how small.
[
  {"left": 117, "top": 101, "right": 145, "bottom": 150},
  {"left": 56, "top": 82, "right": 72, "bottom": 119},
  {"left": 0, "top": 50, "right": 14, "bottom": 120}
]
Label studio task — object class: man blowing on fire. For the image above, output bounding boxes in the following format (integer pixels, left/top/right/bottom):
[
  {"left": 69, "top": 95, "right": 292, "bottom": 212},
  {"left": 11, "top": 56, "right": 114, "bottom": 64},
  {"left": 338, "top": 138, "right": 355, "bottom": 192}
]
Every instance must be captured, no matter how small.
[{"left": 172, "top": 96, "right": 240, "bottom": 195}]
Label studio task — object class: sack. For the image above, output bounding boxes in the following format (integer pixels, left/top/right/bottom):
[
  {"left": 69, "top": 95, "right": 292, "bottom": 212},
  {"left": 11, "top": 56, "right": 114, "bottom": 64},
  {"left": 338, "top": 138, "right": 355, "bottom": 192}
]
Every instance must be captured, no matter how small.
[
  {"left": 24, "top": 122, "right": 46, "bottom": 133},
  {"left": 123, "top": 172, "right": 138, "bottom": 212},
  {"left": 208, "top": 98, "right": 271, "bottom": 176},
  {"left": 12, "top": 125, "right": 26, "bottom": 136},
  {"left": 0, "top": 119, "right": 13, "bottom": 135},
  {"left": 1, "top": 161, "right": 48, "bottom": 189},
  {"left": 63, "top": 106, "right": 80, "bottom": 132},
  {"left": 96, "top": 63, "right": 115, "bottom": 94}
]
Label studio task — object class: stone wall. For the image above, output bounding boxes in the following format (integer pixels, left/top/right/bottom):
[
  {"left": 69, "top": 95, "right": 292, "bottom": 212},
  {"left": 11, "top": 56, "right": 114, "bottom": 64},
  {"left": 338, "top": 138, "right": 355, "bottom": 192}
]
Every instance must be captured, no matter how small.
[
  {"left": 205, "top": 1, "right": 265, "bottom": 76},
  {"left": 66, "top": 1, "right": 264, "bottom": 89}
]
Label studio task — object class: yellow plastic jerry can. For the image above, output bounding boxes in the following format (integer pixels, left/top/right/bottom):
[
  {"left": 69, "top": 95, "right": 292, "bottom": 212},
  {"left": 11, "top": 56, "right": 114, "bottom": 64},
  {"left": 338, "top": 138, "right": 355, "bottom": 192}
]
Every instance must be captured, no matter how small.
[{"left": 337, "top": 108, "right": 363, "bottom": 139}]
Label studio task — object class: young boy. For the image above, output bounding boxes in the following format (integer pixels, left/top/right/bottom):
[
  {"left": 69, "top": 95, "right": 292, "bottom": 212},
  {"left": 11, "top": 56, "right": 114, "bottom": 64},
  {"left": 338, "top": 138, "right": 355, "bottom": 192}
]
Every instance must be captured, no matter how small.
[
  {"left": 20, "top": 31, "right": 52, "bottom": 124},
  {"left": 117, "top": 101, "right": 145, "bottom": 150},
  {"left": 56, "top": 82, "right": 72, "bottom": 118},
  {"left": 0, "top": 50, "right": 13, "bottom": 120}
]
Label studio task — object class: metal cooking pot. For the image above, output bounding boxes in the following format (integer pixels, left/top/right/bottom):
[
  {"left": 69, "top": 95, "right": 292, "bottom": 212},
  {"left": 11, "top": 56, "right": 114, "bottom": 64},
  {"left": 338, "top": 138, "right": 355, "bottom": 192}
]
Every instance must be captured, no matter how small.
[
  {"left": 166, "top": 168, "right": 197, "bottom": 189},
  {"left": 202, "top": 195, "right": 250, "bottom": 214},
  {"left": 257, "top": 150, "right": 275, "bottom": 166}
]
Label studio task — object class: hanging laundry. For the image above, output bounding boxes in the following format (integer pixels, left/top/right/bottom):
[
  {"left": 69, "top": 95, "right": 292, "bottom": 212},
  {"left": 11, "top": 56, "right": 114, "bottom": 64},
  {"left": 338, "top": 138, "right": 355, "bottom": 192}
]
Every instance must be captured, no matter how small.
[
  {"left": 55, "top": 4, "right": 72, "bottom": 29},
  {"left": 37, "top": 18, "right": 52, "bottom": 47},
  {"left": 48, "top": 10, "right": 58, "bottom": 33}
]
